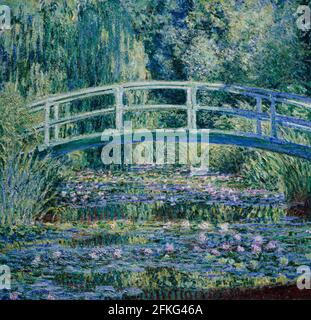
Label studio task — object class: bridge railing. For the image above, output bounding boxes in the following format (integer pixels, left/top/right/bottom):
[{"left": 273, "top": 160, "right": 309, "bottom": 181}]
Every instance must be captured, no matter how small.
[{"left": 28, "top": 81, "right": 311, "bottom": 148}]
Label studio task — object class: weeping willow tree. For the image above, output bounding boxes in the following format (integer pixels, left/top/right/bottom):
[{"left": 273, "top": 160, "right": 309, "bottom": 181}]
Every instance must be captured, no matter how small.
[{"left": 0, "top": 0, "right": 148, "bottom": 97}]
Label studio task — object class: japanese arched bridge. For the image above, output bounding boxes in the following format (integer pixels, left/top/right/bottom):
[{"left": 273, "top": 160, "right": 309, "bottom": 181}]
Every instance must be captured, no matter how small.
[{"left": 28, "top": 81, "right": 311, "bottom": 161}]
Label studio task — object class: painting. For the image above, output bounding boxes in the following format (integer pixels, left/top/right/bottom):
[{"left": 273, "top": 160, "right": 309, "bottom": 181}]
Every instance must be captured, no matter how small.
[{"left": 0, "top": 0, "right": 311, "bottom": 303}]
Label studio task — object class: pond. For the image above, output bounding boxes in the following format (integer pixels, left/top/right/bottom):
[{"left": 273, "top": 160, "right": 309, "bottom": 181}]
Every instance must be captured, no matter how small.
[{"left": 1, "top": 167, "right": 311, "bottom": 300}]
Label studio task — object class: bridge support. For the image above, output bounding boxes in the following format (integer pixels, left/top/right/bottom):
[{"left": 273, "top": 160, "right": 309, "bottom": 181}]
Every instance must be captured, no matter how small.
[
  {"left": 44, "top": 102, "right": 51, "bottom": 146},
  {"left": 270, "top": 97, "right": 277, "bottom": 138},
  {"left": 115, "top": 87, "right": 124, "bottom": 131},
  {"left": 256, "top": 97, "right": 262, "bottom": 135},
  {"left": 54, "top": 104, "right": 60, "bottom": 140}
]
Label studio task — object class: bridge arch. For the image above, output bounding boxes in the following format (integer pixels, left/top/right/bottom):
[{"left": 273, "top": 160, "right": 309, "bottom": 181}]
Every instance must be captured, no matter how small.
[{"left": 28, "top": 81, "right": 311, "bottom": 161}]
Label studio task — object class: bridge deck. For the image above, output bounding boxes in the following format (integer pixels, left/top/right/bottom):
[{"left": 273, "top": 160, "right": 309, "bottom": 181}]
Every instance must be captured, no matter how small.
[{"left": 38, "top": 130, "right": 311, "bottom": 161}]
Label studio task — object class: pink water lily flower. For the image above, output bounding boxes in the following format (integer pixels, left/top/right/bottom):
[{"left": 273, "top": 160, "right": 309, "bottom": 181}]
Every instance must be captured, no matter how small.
[
  {"left": 251, "top": 243, "right": 262, "bottom": 254},
  {"left": 210, "top": 249, "right": 221, "bottom": 256},
  {"left": 113, "top": 249, "right": 122, "bottom": 259},
  {"left": 166, "top": 243, "right": 174, "bottom": 253},
  {"left": 237, "top": 245, "right": 245, "bottom": 253},
  {"left": 198, "top": 232, "right": 207, "bottom": 243},
  {"left": 266, "top": 241, "right": 278, "bottom": 251},
  {"left": 253, "top": 235, "right": 263, "bottom": 245},
  {"left": 233, "top": 234, "right": 242, "bottom": 241},
  {"left": 222, "top": 243, "right": 231, "bottom": 251}
]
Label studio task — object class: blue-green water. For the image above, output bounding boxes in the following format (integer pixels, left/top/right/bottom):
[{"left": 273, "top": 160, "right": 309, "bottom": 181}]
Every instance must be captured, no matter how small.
[{"left": 1, "top": 168, "right": 310, "bottom": 300}]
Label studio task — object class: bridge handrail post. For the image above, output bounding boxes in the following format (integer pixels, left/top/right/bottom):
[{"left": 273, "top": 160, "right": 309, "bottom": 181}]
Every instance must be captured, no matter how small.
[
  {"left": 115, "top": 86, "right": 124, "bottom": 130},
  {"left": 54, "top": 104, "right": 60, "bottom": 141},
  {"left": 270, "top": 96, "right": 277, "bottom": 138},
  {"left": 44, "top": 101, "right": 51, "bottom": 146},
  {"left": 187, "top": 85, "right": 197, "bottom": 129},
  {"left": 256, "top": 97, "right": 262, "bottom": 135}
]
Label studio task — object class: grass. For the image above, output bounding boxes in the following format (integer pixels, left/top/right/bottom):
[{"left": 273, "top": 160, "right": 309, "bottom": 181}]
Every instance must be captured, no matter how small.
[
  {"left": 0, "top": 84, "right": 66, "bottom": 225},
  {"left": 0, "top": 149, "right": 66, "bottom": 224},
  {"left": 243, "top": 132, "right": 311, "bottom": 214}
]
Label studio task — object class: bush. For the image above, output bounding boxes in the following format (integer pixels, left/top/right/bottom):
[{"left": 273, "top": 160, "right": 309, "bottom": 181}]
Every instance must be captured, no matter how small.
[
  {"left": 0, "top": 148, "right": 66, "bottom": 225},
  {"left": 0, "top": 84, "right": 66, "bottom": 225},
  {"left": 209, "top": 145, "right": 251, "bottom": 174},
  {"left": 0, "top": 84, "right": 33, "bottom": 164},
  {"left": 243, "top": 133, "right": 311, "bottom": 214}
]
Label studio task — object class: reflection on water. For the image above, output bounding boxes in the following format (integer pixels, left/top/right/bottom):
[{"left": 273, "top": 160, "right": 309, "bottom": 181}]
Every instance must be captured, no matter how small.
[
  {"left": 60, "top": 202, "right": 287, "bottom": 225},
  {"left": 59, "top": 167, "right": 288, "bottom": 224},
  {"left": 2, "top": 210, "right": 311, "bottom": 300}
]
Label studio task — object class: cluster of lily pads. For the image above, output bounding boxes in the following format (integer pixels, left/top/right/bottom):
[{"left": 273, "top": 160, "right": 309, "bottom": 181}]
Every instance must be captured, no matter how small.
[
  {"left": 1, "top": 168, "right": 310, "bottom": 300},
  {"left": 1, "top": 216, "right": 310, "bottom": 300},
  {"left": 59, "top": 169, "right": 285, "bottom": 207}
]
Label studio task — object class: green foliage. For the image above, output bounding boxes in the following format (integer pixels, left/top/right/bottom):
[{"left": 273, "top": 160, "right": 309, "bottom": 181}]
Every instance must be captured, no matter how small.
[
  {"left": 0, "top": 84, "right": 32, "bottom": 162},
  {"left": 209, "top": 145, "right": 250, "bottom": 174},
  {"left": 0, "top": 0, "right": 148, "bottom": 97},
  {"left": 0, "top": 85, "right": 66, "bottom": 225},
  {"left": 0, "top": 148, "right": 66, "bottom": 225},
  {"left": 0, "top": 224, "right": 51, "bottom": 250},
  {"left": 125, "top": 0, "right": 310, "bottom": 93},
  {"left": 243, "top": 133, "right": 311, "bottom": 213}
]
